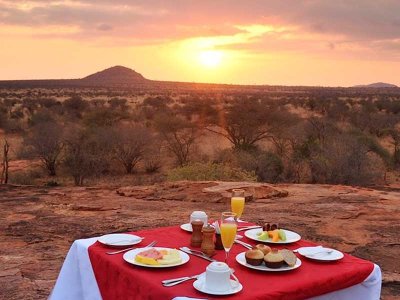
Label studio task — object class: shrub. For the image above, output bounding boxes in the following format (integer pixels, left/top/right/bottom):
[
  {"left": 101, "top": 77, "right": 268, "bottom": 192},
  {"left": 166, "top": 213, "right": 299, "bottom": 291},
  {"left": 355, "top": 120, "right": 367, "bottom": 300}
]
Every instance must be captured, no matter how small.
[
  {"left": 216, "top": 148, "right": 284, "bottom": 182},
  {"left": 9, "top": 169, "right": 42, "bottom": 185},
  {"left": 308, "top": 133, "right": 385, "bottom": 185},
  {"left": 167, "top": 162, "right": 257, "bottom": 182}
]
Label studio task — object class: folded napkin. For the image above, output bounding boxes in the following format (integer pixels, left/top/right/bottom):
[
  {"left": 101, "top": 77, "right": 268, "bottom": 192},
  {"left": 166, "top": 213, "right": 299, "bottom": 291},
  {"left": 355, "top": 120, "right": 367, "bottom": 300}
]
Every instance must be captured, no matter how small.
[{"left": 297, "top": 246, "right": 329, "bottom": 256}]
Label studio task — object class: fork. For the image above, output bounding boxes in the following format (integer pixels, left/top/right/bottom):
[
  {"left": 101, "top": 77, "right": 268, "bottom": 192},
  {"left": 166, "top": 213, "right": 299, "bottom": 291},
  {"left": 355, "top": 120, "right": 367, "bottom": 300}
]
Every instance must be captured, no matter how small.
[
  {"left": 237, "top": 226, "right": 262, "bottom": 232},
  {"left": 234, "top": 239, "right": 253, "bottom": 250},
  {"left": 106, "top": 240, "right": 157, "bottom": 255}
]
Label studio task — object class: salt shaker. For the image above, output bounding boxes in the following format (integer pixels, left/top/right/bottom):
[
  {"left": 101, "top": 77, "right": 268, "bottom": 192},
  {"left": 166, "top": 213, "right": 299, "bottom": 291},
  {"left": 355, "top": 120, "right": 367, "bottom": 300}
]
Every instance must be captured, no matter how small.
[
  {"left": 201, "top": 224, "right": 215, "bottom": 257},
  {"left": 190, "top": 220, "right": 204, "bottom": 247}
]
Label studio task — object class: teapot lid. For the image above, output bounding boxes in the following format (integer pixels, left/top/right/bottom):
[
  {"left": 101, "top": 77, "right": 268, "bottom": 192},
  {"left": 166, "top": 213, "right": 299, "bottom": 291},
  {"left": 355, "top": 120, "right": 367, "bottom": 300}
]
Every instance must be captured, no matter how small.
[
  {"left": 191, "top": 211, "right": 207, "bottom": 217},
  {"left": 206, "top": 262, "right": 229, "bottom": 272}
]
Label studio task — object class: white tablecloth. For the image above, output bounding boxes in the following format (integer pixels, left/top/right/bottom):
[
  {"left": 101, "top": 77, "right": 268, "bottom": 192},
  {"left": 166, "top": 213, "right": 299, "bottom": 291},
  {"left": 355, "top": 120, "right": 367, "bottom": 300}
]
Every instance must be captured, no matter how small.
[{"left": 50, "top": 238, "right": 382, "bottom": 300}]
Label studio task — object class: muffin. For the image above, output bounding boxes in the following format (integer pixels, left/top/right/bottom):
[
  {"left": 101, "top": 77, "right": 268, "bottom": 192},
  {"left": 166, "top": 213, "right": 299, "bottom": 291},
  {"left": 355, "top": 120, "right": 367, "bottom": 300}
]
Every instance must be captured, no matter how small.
[
  {"left": 255, "top": 244, "right": 271, "bottom": 255},
  {"left": 280, "top": 249, "right": 297, "bottom": 267},
  {"left": 245, "top": 249, "right": 264, "bottom": 266},
  {"left": 264, "top": 249, "right": 284, "bottom": 268}
]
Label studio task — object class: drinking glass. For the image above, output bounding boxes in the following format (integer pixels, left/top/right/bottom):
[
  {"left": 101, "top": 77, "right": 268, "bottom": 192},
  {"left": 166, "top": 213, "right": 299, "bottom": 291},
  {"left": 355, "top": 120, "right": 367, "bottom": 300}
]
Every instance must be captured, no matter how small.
[
  {"left": 231, "top": 189, "right": 245, "bottom": 220},
  {"left": 220, "top": 212, "right": 237, "bottom": 262}
]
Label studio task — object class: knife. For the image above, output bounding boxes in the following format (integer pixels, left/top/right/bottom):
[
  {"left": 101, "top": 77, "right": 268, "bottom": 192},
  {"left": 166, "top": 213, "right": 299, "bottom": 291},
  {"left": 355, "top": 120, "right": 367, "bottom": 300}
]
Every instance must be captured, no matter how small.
[{"left": 179, "top": 247, "right": 217, "bottom": 262}]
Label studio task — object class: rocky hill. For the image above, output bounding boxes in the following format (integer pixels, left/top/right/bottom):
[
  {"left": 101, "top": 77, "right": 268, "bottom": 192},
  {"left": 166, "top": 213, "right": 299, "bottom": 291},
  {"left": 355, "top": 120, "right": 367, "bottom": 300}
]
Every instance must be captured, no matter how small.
[
  {"left": 0, "top": 182, "right": 399, "bottom": 299},
  {"left": 353, "top": 82, "right": 398, "bottom": 88},
  {"left": 80, "top": 65, "right": 148, "bottom": 86}
]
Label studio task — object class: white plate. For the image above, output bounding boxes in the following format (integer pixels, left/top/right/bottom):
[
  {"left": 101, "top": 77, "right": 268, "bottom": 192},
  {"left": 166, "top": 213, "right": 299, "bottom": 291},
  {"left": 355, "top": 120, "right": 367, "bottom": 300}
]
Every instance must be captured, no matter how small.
[
  {"left": 236, "top": 252, "right": 302, "bottom": 272},
  {"left": 244, "top": 228, "right": 301, "bottom": 244},
  {"left": 193, "top": 275, "right": 243, "bottom": 295},
  {"left": 298, "top": 247, "right": 344, "bottom": 262},
  {"left": 97, "top": 233, "right": 142, "bottom": 247},
  {"left": 180, "top": 223, "right": 192, "bottom": 232},
  {"left": 123, "top": 247, "right": 190, "bottom": 268}
]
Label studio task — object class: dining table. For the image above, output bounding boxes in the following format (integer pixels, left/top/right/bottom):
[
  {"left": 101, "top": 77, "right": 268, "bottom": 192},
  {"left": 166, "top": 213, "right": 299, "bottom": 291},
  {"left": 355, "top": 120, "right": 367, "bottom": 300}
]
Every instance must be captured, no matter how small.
[{"left": 50, "top": 224, "right": 382, "bottom": 300}]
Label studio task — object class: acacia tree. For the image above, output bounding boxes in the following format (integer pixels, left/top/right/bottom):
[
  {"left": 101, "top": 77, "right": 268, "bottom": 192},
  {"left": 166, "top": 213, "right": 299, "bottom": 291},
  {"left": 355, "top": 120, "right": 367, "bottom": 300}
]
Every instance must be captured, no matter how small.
[
  {"left": 63, "top": 126, "right": 110, "bottom": 186},
  {"left": 154, "top": 114, "right": 198, "bottom": 167},
  {"left": 0, "top": 139, "right": 9, "bottom": 184},
  {"left": 24, "top": 122, "right": 64, "bottom": 176},
  {"left": 206, "top": 99, "right": 295, "bottom": 151},
  {"left": 111, "top": 125, "right": 152, "bottom": 174}
]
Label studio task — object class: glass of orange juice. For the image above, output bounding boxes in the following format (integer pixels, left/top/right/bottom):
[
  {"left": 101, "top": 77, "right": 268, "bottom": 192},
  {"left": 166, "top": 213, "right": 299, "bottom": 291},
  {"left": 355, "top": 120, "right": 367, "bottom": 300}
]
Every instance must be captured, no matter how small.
[
  {"left": 231, "top": 189, "right": 245, "bottom": 220},
  {"left": 220, "top": 212, "right": 237, "bottom": 262}
]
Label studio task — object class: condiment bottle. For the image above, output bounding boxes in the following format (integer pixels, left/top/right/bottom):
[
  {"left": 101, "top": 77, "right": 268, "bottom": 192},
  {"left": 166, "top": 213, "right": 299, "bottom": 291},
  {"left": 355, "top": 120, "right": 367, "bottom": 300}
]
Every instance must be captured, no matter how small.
[
  {"left": 201, "top": 224, "right": 215, "bottom": 257},
  {"left": 215, "top": 233, "right": 224, "bottom": 250},
  {"left": 190, "top": 220, "right": 204, "bottom": 247}
]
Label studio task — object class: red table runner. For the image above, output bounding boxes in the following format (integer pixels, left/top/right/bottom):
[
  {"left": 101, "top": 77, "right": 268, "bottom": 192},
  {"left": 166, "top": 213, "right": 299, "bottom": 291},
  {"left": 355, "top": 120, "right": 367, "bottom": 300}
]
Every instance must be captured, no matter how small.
[{"left": 88, "top": 226, "right": 374, "bottom": 300}]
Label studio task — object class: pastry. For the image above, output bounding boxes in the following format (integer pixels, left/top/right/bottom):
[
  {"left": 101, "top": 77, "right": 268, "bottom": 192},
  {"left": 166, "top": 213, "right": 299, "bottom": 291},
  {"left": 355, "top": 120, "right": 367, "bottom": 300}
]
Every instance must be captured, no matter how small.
[
  {"left": 264, "top": 249, "right": 284, "bottom": 268},
  {"left": 280, "top": 249, "right": 297, "bottom": 267},
  {"left": 245, "top": 249, "right": 264, "bottom": 266},
  {"left": 255, "top": 244, "right": 271, "bottom": 255}
]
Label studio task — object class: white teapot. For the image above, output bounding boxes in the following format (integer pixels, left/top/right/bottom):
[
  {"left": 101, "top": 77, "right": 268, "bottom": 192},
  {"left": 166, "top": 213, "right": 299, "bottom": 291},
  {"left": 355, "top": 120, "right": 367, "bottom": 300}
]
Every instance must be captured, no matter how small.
[{"left": 205, "top": 262, "right": 239, "bottom": 292}]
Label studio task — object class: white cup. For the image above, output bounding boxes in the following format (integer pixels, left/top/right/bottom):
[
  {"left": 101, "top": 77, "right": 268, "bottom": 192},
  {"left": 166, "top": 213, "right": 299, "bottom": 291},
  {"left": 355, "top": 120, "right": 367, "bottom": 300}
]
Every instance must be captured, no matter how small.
[
  {"left": 205, "top": 262, "right": 232, "bottom": 292},
  {"left": 190, "top": 211, "right": 208, "bottom": 227}
]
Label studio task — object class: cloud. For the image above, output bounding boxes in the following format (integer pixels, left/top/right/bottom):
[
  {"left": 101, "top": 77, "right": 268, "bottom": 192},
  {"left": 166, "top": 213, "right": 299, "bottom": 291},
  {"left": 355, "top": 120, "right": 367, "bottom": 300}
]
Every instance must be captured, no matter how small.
[
  {"left": 96, "top": 23, "right": 113, "bottom": 31},
  {"left": 0, "top": 0, "right": 400, "bottom": 58}
]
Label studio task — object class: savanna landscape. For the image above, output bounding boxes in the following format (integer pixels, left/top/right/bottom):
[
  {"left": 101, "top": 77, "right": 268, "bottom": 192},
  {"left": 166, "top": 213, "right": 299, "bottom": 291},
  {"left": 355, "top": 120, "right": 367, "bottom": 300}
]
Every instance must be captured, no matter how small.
[
  {"left": 1, "top": 66, "right": 400, "bottom": 299},
  {"left": 1, "top": 1, "right": 400, "bottom": 299}
]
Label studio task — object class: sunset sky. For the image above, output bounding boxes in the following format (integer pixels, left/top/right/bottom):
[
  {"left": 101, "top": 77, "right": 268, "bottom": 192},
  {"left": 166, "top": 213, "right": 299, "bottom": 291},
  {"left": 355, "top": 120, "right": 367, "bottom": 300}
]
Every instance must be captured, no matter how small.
[{"left": 1, "top": 0, "right": 400, "bottom": 86}]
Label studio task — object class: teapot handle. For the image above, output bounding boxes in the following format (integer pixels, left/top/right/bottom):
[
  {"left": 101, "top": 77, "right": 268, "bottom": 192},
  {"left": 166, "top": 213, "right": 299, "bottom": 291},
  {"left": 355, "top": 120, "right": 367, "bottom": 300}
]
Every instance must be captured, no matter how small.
[{"left": 230, "top": 269, "right": 240, "bottom": 287}]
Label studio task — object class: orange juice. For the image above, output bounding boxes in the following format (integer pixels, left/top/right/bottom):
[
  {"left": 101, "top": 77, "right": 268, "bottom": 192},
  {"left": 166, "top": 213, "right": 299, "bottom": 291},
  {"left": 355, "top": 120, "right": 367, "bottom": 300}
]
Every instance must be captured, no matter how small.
[
  {"left": 231, "top": 197, "right": 245, "bottom": 218},
  {"left": 220, "top": 223, "right": 237, "bottom": 249}
]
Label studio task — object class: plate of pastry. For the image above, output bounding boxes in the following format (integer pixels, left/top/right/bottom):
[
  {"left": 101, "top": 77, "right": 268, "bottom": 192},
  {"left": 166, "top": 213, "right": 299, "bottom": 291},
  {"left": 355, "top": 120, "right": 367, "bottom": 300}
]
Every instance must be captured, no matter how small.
[{"left": 236, "top": 246, "right": 301, "bottom": 272}]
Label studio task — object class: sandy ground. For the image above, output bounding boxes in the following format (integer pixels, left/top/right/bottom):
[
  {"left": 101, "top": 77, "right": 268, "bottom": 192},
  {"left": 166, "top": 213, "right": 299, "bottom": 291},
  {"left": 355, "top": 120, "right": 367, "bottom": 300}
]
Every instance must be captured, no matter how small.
[{"left": 0, "top": 181, "right": 399, "bottom": 299}]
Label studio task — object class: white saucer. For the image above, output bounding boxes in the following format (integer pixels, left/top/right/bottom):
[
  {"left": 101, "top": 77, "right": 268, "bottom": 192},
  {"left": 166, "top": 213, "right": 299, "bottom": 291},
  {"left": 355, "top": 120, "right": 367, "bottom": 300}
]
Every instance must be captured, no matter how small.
[
  {"left": 193, "top": 278, "right": 243, "bottom": 295},
  {"left": 180, "top": 223, "right": 192, "bottom": 232},
  {"left": 297, "top": 247, "right": 344, "bottom": 262},
  {"left": 97, "top": 233, "right": 142, "bottom": 247}
]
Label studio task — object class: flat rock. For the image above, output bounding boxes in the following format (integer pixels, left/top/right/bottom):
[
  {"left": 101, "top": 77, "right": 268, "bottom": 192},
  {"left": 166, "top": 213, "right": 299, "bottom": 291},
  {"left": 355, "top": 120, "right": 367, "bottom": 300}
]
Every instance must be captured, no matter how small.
[{"left": 0, "top": 182, "right": 399, "bottom": 299}]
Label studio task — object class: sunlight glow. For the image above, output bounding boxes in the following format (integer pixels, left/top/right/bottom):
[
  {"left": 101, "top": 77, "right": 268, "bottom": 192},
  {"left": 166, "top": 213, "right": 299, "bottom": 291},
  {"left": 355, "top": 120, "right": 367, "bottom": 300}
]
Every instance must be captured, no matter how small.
[{"left": 199, "top": 50, "right": 222, "bottom": 68}]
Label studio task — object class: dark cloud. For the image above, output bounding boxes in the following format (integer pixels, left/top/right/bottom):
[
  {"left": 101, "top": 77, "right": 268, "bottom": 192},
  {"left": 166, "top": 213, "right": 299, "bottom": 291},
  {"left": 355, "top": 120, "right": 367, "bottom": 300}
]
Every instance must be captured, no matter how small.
[{"left": 96, "top": 24, "right": 113, "bottom": 31}]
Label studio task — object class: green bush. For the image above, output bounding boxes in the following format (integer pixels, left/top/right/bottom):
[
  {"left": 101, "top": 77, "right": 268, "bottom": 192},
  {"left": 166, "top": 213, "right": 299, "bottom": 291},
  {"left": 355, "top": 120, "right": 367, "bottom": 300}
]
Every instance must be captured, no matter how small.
[{"left": 167, "top": 162, "right": 257, "bottom": 182}]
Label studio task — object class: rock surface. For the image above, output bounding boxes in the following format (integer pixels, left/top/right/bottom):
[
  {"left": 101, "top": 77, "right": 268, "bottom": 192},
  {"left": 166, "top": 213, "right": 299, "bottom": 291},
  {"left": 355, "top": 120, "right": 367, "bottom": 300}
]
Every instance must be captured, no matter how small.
[{"left": 0, "top": 181, "right": 399, "bottom": 299}]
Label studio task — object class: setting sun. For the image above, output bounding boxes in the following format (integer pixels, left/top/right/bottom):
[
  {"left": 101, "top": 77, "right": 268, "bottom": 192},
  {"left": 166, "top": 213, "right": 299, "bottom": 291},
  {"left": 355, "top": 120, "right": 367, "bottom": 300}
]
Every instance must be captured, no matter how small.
[{"left": 199, "top": 50, "right": 223, "bottom": 68}]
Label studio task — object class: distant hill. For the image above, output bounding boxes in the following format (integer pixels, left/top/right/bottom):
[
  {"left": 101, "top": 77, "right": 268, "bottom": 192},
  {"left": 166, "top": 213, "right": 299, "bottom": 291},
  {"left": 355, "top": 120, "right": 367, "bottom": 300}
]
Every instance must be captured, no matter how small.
[
  {"left": 80, "top": 65, "right": 148, "bottom": 86},
  {"left": 0, "top": 66, "right": 399, "bottom": 93},
  {"left": 353, "top": 82, "right": 398, "bottom": 88}
]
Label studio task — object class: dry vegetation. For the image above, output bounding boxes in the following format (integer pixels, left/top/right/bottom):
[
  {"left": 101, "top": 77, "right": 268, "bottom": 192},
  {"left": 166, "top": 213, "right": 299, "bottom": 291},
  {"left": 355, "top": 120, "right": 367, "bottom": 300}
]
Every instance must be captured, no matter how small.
[{"left": 1, "top": 86, "right": 400, "bottom": 187}]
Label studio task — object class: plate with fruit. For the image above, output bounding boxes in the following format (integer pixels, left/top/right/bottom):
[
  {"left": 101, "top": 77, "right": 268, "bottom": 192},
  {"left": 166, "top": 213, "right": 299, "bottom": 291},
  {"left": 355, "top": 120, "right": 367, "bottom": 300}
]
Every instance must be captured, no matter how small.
[
  {"left": 123, "top": 247, "right": 190, "bottom": 268},
  {"left": 245, "top": 224, "right": 301, "bottom": 244},
  {"left": 236, "top": 246, "right": 301, "bottom": 272}
]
